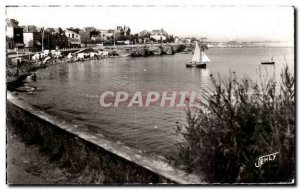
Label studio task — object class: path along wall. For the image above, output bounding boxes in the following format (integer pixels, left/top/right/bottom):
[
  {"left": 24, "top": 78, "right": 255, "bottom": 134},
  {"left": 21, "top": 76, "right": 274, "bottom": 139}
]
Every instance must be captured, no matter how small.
[{"left": 6, "top": 92, "right": 205, "bottom": 184}]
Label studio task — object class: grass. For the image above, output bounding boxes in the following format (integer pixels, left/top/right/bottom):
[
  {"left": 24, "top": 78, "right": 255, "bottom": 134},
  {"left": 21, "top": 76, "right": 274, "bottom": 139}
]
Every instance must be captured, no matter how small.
[
  {"left": 6, "top": 102, "right": 171, "bottom": 184},
  {"left": 170, "top": 66, "right": 295, "bottom": 183}
]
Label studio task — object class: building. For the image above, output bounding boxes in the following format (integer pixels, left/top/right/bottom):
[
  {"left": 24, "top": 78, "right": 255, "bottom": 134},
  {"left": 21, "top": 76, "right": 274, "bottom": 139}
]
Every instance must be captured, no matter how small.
[
  {"left": 23, "top": 25, "right": 42, "bottom": 52},
  {"left": 79, "top": 27, "right": 102, "bottom": 46},
  {"left": 65, "top": 29, "right": 81, "bottom": 48},
  {"left": 6, "top": 18, "right": 24, "bottom": 51},
  {"left": 217, "top": 42, "right": 226, "bottom": 48},
  {"left": 139, "top": 30, "right": 150, "bottom": 38},
  {"left": 116, "top": 26, "right": 124, "bottom": 35},
  {"left": 150, "top": 28, "right": 168, "bottom": 42},
  {"left": 99, "top": 29, "right": 114, "bottom": 40},
  {"left": 151, "top": 28, "right": 168, "bottom": 36},
  {"left": 44, "top": 27, "right": 68, "bottom": 49},
  {"left": 90, "top": 30, "right": 101, "bottom": 41},
  {"left": 174, "top": 37, "right": 180, "bottom": 43},
  {"left": 98, "top": 29, "right": 114, "bottom": 45},
  {"left": 100, "top": 30, "right": 113, "bottom": 39},
  {"left": 226, "top": 40, "right": 242, "bottom": 48},
  {"left": 123, "top": 26, "right": 131, "bottom": 36},
  {"left": 150, "top": 34, "right": 167, "bottom": 42},
  {"left": 115, "top": 25, "right": 131, "bottom": 41},
  {"left": 184, "top": 38, "right": 192, "bottom": 44}
]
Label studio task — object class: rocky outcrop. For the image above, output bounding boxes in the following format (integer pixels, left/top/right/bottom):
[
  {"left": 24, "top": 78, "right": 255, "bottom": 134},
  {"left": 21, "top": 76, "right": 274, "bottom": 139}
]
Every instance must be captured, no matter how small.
[
  {"left": 102, "top": 44, "right": 187, "bottom": 58},
  {"left": 129, "top": 44, "right": 186, "bottom": 57},
  {"left": 148, "top": 46, "right": 163, "bottom": 55},
  {"left": 161, "top": 46, "right": 174, "bottom": 55},
  {"left": 130, "top": 48, "right": 152, "bottom": 57},
  {"left": 107, "top": 50, "right": 119, "bottom": 56}
]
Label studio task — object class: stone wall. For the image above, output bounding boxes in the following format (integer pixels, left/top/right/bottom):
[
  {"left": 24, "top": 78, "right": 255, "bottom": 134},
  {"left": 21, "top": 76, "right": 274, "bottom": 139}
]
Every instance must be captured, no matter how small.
[{"left": 6, "top": 93, "right": 204, "bottom": 184}]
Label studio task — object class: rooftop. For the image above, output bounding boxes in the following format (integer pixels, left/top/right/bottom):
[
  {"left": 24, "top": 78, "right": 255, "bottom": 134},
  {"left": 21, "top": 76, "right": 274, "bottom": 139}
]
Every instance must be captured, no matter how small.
[
  {"left": 6, "top": 19, "right": 22, "bottom": 29},
  {"left": 23, "top": 25, "right": 41, "bottom": 33}
]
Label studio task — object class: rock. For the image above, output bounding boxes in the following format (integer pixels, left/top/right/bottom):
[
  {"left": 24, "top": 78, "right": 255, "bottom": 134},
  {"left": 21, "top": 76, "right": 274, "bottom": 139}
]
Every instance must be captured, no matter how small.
[
  {"left": 108, "top": 50, "right": 119, "bottom": 56},
  {"left": 130, "top": 48, "right": 152, "bottom": 57},
  {"left": 161, "top": 46, "right": 174, "bottom": 55},
  {"left": 126, "top": 44, "right": 188, "bottom": 57},
  {"left": 172, "top": 44, "right": 186, "bottom": 53},
  {"left": 148, "top": 46, "right": 162, "bottom": 55}
]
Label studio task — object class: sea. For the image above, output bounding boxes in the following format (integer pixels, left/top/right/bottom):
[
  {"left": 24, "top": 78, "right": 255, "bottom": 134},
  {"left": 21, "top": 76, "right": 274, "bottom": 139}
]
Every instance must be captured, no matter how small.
[{"left": 17, "top": 47, "right": 294, "bottom": 157}]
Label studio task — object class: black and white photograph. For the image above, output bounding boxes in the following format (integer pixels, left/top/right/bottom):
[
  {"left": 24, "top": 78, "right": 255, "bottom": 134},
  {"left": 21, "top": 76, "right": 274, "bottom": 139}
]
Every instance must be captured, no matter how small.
[{"left": 5, "top": 2, "right": 295, "bottom": 185}]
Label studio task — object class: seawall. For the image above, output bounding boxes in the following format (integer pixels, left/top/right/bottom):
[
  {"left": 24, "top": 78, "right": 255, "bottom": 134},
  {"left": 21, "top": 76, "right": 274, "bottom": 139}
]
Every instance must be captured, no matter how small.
[{"left": 6, "top": 92, "right": 205, "bottom": 184}]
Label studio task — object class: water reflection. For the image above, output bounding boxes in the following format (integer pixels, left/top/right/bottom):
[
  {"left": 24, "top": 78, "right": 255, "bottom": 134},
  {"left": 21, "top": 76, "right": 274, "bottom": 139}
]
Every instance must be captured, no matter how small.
[{"left": 20, "top": 47, "right": 294, "bottom": 156}]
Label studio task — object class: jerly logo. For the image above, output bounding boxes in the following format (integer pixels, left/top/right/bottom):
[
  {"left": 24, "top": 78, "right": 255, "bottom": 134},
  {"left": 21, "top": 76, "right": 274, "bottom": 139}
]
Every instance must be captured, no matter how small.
[{"left": 255, "top": 152, "right": 279, "bottom": 168}]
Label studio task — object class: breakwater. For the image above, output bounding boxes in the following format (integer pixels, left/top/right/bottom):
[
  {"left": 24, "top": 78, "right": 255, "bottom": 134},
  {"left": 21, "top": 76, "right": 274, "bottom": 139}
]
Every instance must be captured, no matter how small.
[{"left": 6, "top": 92, "right": 204, "bottom": 184}]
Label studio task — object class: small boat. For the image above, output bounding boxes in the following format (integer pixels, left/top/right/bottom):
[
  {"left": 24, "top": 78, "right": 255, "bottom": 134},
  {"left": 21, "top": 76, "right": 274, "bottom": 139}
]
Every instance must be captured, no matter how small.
[
  {"left": 186, "top": 41, "right": 210, "bottom": 68},
  {"left": 261, "top": 48, "right": 275, "bottom": 64}
]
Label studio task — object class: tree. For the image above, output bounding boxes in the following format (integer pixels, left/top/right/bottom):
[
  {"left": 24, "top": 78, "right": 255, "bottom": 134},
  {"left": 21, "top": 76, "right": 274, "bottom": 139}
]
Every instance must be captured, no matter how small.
[
  {"left": 139, "top": 30, "right": 150, "bottom": 38},
  {"left": 115, "top": 33, "right": 128, "bottom": 41},
  {"left": 10, "top": 18, "right": 19, "bottom": 26},
  {"left": 200, "top": 44, "right": 208, "bottom": 52},
  {"left": 199, "top": 37, "right": 208, "bottom": 51},
  {"left": 66, "top": 27, "right": 80, "bottom": 34},
  {"left": 90, "top": 30, "right": 100, "bottom": 36},
  {"left": 130, "top": 34, "right": 139, "bottom": 44},
  {"left": 80, "top": 31, "right": 91, "bottom": 45},
  {"left": 125, "top": 27, "right": 131, "bottom": 36},
  {"left": 199, "top": 37, "right": 207, "bottom": 42},
  {"left": 167, "top": 35, "right": 175, "bottom": 43},
  {"left": 191, "top": 37, "right": 197, "bottom": 42}
]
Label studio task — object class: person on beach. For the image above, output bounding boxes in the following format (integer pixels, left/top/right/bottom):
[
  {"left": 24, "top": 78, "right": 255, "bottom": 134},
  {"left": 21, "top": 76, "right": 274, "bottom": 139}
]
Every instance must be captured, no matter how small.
[
  {"left": 31, "top": 72, "right": 37, "bottom": 81},
  {"left": 67, "top": 53, "right": 73, "bottom": 62}
]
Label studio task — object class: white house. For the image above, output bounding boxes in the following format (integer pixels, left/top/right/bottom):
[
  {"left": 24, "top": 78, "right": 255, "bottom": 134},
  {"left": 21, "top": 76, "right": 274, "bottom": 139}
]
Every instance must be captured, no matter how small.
[
  {"left": 6, "top": 18, "right": 24, "bottom": 50},
  {"left": 174, "top": 37, "right": 180, "bottom": 43},
  {"left": 65, "top": 29, "right": 81, "bottom": 47},
  {"left": 21, "top": 25, "right": 44, "bottom": 51},
  {"left": 150, "top": 29, "right": 168, "bottom": 42},
  {"left": 150, "top": 34, "right": 167, "bottom": 42},
  {"left": 99, "top": 29, "right": 114, "bottom": 40},
  {"left": 65, "top": 29, "right": 80, "bottom": 39}
]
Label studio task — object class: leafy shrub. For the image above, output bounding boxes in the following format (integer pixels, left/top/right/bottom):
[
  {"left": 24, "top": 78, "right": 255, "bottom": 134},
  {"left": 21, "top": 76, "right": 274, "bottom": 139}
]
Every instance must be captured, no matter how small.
[{"left": 171, "top": 66, "right": 295, "bottom": 183}]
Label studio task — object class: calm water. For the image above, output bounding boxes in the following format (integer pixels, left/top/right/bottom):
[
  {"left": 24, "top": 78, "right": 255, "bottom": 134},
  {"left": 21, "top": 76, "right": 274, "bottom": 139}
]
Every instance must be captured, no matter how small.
[{"left": 20, "top": 47, "right": 294, "bottom": 156}]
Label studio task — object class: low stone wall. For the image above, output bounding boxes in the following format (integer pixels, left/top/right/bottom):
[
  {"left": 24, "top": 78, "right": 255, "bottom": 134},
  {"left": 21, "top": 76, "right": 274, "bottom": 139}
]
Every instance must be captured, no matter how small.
[{"left": 6, "top": 92, "right": 204, "bottom": 184}]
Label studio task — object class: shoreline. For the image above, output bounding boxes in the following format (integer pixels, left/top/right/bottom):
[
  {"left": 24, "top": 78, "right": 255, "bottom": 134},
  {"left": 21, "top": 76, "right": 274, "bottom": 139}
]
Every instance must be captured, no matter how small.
[
  {"left": 6, "top": 91, "right": 204, "bottom": 184},
  {"left": 5, "top": 45, "right": 294, "bottom": 184},
  {"left": 6, "top": 43, "right": 188, "bottom": 92}
]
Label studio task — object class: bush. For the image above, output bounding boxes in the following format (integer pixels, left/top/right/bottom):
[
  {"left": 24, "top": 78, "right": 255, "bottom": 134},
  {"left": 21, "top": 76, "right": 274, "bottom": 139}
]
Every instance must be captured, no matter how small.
[{"left": 170, "top": 66, "right": 295, "bottom": 183}]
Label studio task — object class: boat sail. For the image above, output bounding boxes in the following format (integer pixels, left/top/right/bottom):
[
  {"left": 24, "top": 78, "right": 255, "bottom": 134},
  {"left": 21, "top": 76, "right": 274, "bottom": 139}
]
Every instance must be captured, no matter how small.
[
  {"left": 261, "top": 48, "right": 275, "bottom": 64},
  {"left": 201, "top": 52, "right": 210, "bottom": 62},
  {"left": 191, "top": 41, "right": 201, "bottom": 62},
  {"left": 186, "top": 41, "right": 210, "bottom": 68}
]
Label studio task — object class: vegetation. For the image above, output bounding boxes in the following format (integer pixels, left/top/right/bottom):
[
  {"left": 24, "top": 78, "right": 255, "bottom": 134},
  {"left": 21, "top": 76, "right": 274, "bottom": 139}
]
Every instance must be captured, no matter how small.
[
  {"left": 7, "top": 104, "right": 170, "bottom": 184},
  {"left": 171, "top": 66, "right": 295, "bottom": 183}
]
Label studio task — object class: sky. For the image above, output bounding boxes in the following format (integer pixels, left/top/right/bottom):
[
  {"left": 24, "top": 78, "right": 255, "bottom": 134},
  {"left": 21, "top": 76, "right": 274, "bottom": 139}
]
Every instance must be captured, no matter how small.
[{"left": 6, "top": 5, "right": 294, "bottom": 42}]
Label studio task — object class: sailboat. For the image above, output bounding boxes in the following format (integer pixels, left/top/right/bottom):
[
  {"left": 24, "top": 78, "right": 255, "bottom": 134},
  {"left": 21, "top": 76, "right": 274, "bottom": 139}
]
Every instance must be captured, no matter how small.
[
  {"left": 261, "top": 48, "right": 275, "bottom": 64},
  {"left": 186, "top": 41, "right": 210, "bottom": 68}
]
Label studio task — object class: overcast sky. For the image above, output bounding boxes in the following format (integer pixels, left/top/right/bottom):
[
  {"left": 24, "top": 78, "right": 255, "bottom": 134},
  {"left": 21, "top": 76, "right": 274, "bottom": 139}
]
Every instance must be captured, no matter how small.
[{"left": 6, "top": 6, "right": 294, "bottom": 42}]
